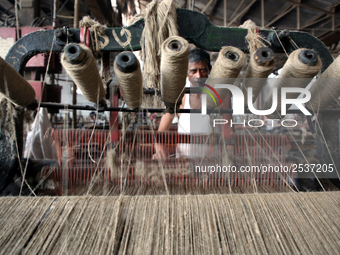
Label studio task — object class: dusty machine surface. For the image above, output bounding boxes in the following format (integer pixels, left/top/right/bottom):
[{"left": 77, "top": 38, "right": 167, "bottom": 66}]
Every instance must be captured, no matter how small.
[{"left": 0, "top": 3, "right": 340, "bottom": 254}]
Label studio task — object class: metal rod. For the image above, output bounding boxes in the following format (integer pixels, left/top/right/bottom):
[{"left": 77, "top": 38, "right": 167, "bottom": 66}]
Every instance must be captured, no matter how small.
[
  {"left": 72, "top": 0, "right": 80, "bottom": 129},
  {"left": 38, "top": 102, "right": 340, "bottom": 114}
]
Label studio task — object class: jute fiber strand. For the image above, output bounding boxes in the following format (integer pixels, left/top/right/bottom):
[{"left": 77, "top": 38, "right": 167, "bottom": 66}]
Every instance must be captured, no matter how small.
[
  {"left": 0, "top": 57, "right": 35, "bottom": 106},
  {"left": 307, "top": 55, "right": 340, "bottom": 112},
  {"left": 61, "top": 43, "right": 105, "bottom": 103},
  {"left": 264, "top": 48, "right": 321, "bottom": 118},
  {"left": 206, "top": 46, "right": 246, "bottom": 109},
  {"left": 239, "top": 19, "right": 267, "bottom": 54},
  {"left": 160, "top": 36, "right": 189, "bottom": 109},
  {"left": 243, "top": 47, "right": 275, "bottom": 106},
  {"left": 0, "top": 192, "right": 339, "bottom": 254},
  {"left": 79, "top": 16, "right": 107, "bottom": 57},
  {"left": 138, "top": 0, "right": 178, "bottom": 90},
  {"left": 114, "top": 52, "right": 143, "bottom": 108}
]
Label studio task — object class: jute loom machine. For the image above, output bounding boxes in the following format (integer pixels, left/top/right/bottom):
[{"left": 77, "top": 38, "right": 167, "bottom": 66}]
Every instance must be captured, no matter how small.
[
  {"left": 0, "top": 5, "right": 340, "bottom": 254},
  {"left": 0, "top": 8, "right": 339, "bottom": 195}
]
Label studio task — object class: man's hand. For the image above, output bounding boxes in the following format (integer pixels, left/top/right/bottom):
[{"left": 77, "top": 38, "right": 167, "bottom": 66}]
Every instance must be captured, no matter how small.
[{"left": 152, "top": 143, "right": 168, "bottom": 160}]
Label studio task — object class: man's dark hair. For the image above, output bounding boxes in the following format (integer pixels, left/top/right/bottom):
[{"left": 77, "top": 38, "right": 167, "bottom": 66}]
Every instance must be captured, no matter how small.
[{"left": 188, "top": 48, "right": 210, "bottom": 65}]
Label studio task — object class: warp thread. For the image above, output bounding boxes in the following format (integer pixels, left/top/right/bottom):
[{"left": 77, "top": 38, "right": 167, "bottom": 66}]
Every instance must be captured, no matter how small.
[
  {"left": 307, "top": 55, "right": 340, "bottom": 112},
  {"left": 61, "top": 44, "right": 106, "bottom": 104},
  {"left": 106, "top": 149, "right": 118, "bottom": 180},
  {"left": 1, "top": 192, "right": 340, "bottom": 254},
  {"left": 264, "top": 48, "right": 321, "bottom": 118},
  {"left": 242, "top": 47, "right": 275, "bottom": 106},
  {"left": 0, "top": 57, "right": 35, "bottom": 107},
  {"left": 206, "top": 46, "right": 246, "bottom": 109},
  {"left": 114, "top": 52, "right": 143, "bottom": 109},
  {"left": 160, "top": 36, "right": 189, "bottom": 110}
]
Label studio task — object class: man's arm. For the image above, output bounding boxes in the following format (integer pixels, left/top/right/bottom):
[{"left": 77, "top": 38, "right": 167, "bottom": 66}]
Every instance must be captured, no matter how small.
[
  {"left": 157, "top": 112, "right": 175, "bottom": 132},
  {"left": 152, "top": 95, "right": 186, "bottom": 159}
]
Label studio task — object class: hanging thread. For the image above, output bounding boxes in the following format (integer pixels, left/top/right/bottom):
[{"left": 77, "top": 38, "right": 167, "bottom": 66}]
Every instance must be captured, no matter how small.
[{"left": 138, "top": 0, "right": 179, "bottom": 90}]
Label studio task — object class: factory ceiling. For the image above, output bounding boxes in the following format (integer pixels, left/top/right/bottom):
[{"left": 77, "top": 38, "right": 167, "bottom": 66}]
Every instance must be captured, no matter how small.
[{"left": 1, "top": 0, "right": 339, "bottom": 54}]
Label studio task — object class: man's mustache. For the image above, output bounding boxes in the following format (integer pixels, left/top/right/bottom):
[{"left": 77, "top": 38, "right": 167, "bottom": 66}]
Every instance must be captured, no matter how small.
[{"left": 191, "top": 78, "right": 208, "bottom": 87}]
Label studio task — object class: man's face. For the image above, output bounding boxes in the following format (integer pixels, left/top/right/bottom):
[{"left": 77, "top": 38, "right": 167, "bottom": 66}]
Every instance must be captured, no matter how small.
[{"left": 187, "top": 61, "right": 210, "bottom": 86}]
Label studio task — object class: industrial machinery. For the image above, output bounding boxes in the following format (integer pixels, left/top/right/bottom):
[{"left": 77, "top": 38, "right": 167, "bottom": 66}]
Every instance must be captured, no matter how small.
[
  {"left": 1, "top": 8, "right": 339, "bottom": 194},
  {"left": 0, "top": 5, "right": 339, "bottom": 254}
]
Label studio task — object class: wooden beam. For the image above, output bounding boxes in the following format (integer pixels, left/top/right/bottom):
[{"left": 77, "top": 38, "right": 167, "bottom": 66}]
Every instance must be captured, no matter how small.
[
  {"left": 261, "top": 0, "right": 264, "bottom": 28},
  {"left": 300, "top": 2, "right": 340, "bottom": 29},
  {"left": 297, "top": 4, "right": 300, "bottom": 30},
  {"left": 228, "top": 0, "right": 245, "bottom": 23},
  {"left": 228, "top": 0, "right": 257, "bottom": 27},
  {"left": 278, "top": 0, "right": 340, "bottom": 17},
  {"left": 224, "top": 0, "right": 227, "bottom": 27},
  {"left": 265, "top": 4, "right": 296, "bottom": 27},
  {"left": 201, "top": 0, "right": 219, "bottom": 15},
  {"left": 318, "top": 23, "right": 340, "bottom": 41},
  {"left": 301, "top": 15, "right": 330, "bottom": 30},
  {"left": 53, "top": 0, "right": 59, "bottom": 27},
  {"left": 85, "top": 0, "right": 114, "bottom": 26}
]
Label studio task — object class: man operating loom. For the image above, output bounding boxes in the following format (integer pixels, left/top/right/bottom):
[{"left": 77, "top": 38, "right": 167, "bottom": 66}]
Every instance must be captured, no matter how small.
[{"left": 153, "top": 48, "right": 213, "bottom": 159}]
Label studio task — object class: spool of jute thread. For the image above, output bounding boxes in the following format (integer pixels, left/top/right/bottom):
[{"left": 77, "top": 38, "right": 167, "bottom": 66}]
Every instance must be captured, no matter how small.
[
  {"left": 0, "top": 57, "right": 36, "bottom": 107},
  {"left": 206, "top": 46, "right": 246, "bottom": 109},
  {"left": 243, "top": 47, "right": 275, "bottom": 106},
  {"left": 160, "top": 36, "right": 189, "bottom": 110},
  {"left": 114, "top": 52, "right": 143, "bottom": 108},
  {"left": 61, "top": 43, "right": 106, "bottom": 104},
  {"left": 264, "top": 48, "right": 321, "bottom": 118},
  {"left": 307, "top": 55, "right": 340, "bottom": 112}
]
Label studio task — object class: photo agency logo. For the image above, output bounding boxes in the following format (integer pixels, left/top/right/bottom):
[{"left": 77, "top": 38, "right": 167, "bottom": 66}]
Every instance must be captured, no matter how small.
[{"left": 199, "top": 82, "right": 312, "bottom": 128}]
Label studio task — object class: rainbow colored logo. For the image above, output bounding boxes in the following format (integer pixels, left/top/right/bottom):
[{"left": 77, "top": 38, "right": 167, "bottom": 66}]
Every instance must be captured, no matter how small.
[{"left": 197, "top": 83, "right": 222, "bottom": 106}]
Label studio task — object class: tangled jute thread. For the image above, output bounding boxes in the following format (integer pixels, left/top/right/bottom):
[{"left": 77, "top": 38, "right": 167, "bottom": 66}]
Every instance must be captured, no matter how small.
[
  {"left": 137, "top": 0, "right": 178, "bottom": 90},
  {"left": 206, "top": 46, "right": 246, "bottom": 109},
  {"left": 264, "top": 48, "right": 321, "bottom": 118},
  {"left": 79, "top": 16, "right": 107, "bottom": 57},
  {"left": 61, "top": 44, "right": 106, "bottom": 104},
  {"left": 114, "top": 52, "right": 143, "bottom": 109},
  {"left": 160, "top": 36, "right": 189, "bottom": 110},
  {"left": 0, "top": 57, "right": 35, "bottom": 107},
  {"left": 242, "top": 47, "right": 275, "bottom": 106},
  {"left": 307, "top": 55, "right": 340, "bottom": 112},
  {"left": 239, "top": 19, "right": 269, "bottom": 54}
]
